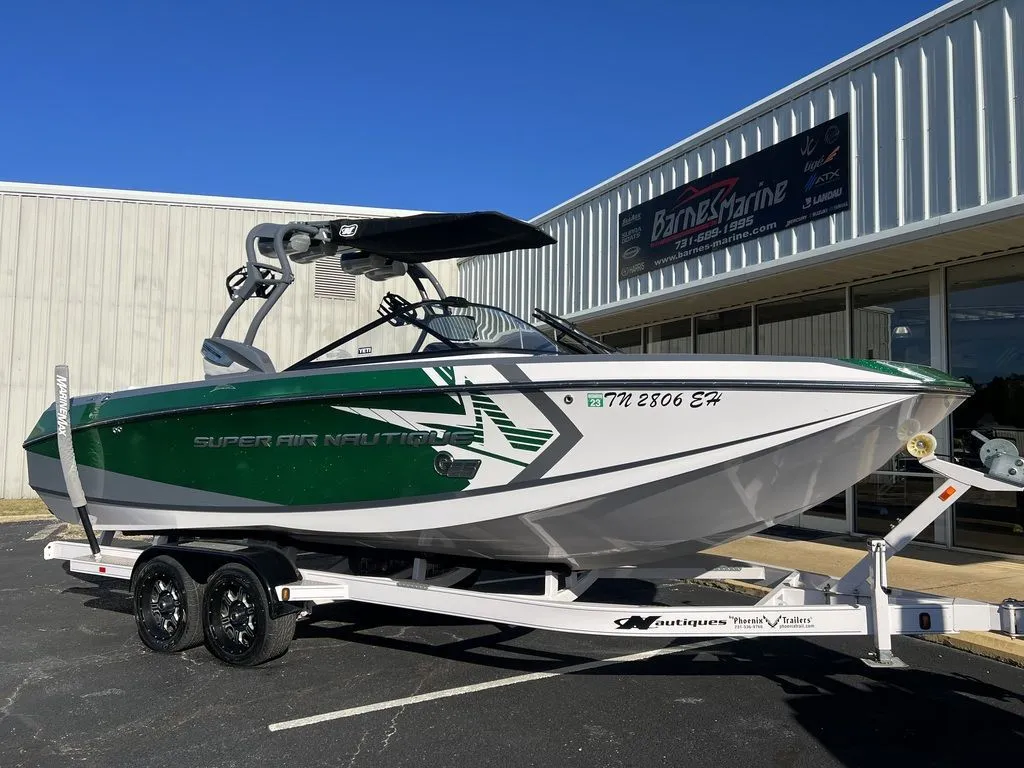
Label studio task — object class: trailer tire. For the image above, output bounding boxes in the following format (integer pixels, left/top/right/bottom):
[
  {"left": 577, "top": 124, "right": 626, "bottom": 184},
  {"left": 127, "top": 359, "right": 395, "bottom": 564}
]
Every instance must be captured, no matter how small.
[
  {"left": 202, "top": 563, "right": 296, "bottom": 666},
  {"left": 133, "top": 555, "right": 205, "bottom": 653}
]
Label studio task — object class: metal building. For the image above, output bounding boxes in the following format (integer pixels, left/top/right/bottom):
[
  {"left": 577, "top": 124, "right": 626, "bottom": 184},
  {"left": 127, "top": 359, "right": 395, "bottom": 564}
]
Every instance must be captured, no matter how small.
[
  {"left": 0, "top": 182, "right": 446, "bottom": 499},
  {"left": 460, "top": 0, "right": 1024, "bottom": 557}
]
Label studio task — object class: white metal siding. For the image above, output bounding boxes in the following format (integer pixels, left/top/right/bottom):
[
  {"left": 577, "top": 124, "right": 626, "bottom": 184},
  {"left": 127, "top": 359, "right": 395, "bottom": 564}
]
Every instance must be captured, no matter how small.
[
  {"left": 460, "top": 0, "right": 1023, "bottom": 324},
  {"left": 0, "top": 186, "right": 455, "bottom": 498}
]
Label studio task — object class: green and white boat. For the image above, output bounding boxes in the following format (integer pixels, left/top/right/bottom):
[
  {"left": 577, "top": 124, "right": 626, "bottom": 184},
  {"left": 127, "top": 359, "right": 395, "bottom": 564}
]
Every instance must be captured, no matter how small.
[{"left": 23, "top": 212, "right": 973, "bottom": 570}]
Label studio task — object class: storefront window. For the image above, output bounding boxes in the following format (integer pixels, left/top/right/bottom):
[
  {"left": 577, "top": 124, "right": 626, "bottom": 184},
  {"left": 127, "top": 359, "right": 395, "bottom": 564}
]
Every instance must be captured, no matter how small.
[
  {"left": 754, "top": 291, "right": 849, "bottom": 523},
  {"left": 947, "top": 254, "right": 1024, "bottom": 555},
  {"left": 852, "top": 273, "right": 931, "bottom": 364},
  {"left": 852, "top": 273, "right": 934, "bottom": 538},
  {"left": 648, "top": 319, "right": 692, "bottom": 354},
  {"left": 802, "top": 492, "right": 847, "bottom": 523},
  {"left": 855, "top": 473, "right": 937, "bottom": 541},
  {"left": 756, "top": 290, "right": 846, "bottom": 357},
  {"left": 602, "top": 328, "right": 643, "bottom": 354},
  {"left": 696, "top": 308, "right": 751, "bottom": 354}
]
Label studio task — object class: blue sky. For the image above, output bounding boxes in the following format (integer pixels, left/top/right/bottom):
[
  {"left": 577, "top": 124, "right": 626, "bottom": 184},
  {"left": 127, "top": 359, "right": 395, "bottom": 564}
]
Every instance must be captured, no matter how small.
[{"left": 0, "top": 0, "right": 947, "bottom": 219}]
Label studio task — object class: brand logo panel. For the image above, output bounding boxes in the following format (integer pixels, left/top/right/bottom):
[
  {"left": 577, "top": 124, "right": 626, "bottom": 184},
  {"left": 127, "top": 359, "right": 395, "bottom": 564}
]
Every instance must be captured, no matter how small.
[{"left": 617, "top": 113, "right": 850, "bottom": 280}]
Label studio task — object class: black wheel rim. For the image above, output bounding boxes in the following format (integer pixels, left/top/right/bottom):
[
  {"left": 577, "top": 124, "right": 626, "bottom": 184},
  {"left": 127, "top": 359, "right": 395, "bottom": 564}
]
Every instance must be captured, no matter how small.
[
  {"left": 207, "top": 576, "right": 258, "bottom": 658},
  {"left": 138, "top": 569, "right": 186, "bottom": 643}
]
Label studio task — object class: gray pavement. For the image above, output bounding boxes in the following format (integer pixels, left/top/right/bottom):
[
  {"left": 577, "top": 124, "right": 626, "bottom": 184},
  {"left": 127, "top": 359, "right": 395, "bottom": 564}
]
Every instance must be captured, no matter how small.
[{"left": 3, "top": 518, "right": 1024, "bottom": 768}]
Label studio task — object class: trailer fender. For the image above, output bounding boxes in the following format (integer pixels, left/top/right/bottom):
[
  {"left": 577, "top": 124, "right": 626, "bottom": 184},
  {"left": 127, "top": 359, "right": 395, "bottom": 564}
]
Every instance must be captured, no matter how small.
[{"left": 130, "top": 544, "right": 302, "bottom": 619}]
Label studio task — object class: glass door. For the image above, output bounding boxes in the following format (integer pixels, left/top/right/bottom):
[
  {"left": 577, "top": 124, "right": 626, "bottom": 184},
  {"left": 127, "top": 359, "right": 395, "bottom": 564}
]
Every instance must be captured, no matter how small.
[{"left": 947, "top": 254, "right": 1024, "bottom": 555}]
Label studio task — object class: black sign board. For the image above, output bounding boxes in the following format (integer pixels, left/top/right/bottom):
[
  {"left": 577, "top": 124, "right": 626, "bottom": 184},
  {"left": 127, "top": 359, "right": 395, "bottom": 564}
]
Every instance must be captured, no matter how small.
[{"left": 618, "top": 113, "right": 850, "bottom": 281}]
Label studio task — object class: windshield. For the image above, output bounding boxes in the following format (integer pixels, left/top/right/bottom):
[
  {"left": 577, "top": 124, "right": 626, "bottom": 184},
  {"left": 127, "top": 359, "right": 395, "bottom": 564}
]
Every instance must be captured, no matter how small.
[
  {"left": 293, "top": 296, "right": 577, "bottom": 367},
  {"left": 533, "top": 308, "right": 620, "bottom": 354}
]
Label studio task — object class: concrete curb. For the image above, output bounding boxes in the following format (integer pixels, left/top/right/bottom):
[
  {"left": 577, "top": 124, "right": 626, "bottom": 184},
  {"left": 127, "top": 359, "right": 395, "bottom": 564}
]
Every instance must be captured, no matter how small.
[
  {"left": 0, "top": 512, "right": 51, "bottom": 523},
  {"left": 707, "top": 578, "right": 1024, "bottom": 669}
]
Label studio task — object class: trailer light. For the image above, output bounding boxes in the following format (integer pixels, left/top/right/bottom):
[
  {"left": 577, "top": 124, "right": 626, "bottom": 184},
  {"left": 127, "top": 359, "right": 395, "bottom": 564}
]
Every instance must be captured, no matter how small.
[
  {"left": 98, "top": 566, "right": 106, "bottom": 574},
  {"left": 281, "top": 587, "right": 290, "bottom": 601},
  {"left": 919, "top": 612, "right": 932, "bottom": 630},
  {"left": 939, "top": 486, "right": 957, "bottom": 501}
]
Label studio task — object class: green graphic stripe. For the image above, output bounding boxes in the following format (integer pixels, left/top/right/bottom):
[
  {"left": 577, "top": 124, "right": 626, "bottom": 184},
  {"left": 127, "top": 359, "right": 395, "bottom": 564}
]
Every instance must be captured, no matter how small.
[
  {"left": 28, "top": 402, "right": 472, "bottom": 505},
  {"left": 507, "top": 442, "right": 547, "bottom": 453},
  {"left": 458, "top": 444, "right": 529, "bottom": 467},
  {"left": 462, "top": 389, "right": 556, "bottom": 453},
  {"left": 844, "top": 359, "right": 972, "bottom": 387},
  {"left": 507, "top": 443, "right": 543, "bottom": 453},
  {"left": 500, "top": 426, "right": 555, "bottom": 439},
  {"left": 504, "top": 437, "right": 550, "bottom": 448},
  {"left": 474, "top": 401, "right": 507, "bottom": 411},
  {"left": 434, "top": 366, "right": 457, "bottom": 387}
]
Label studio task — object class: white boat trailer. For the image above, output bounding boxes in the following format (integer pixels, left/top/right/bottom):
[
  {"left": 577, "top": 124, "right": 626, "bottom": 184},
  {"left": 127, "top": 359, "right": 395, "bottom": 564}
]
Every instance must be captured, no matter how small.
[{"left": 44, "top": 438, "right": 1024, "bottom": 668}]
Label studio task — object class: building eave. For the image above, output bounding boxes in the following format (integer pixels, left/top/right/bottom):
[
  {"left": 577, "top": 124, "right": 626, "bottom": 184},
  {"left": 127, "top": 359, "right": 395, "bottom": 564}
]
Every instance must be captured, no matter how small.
[{"left": 0, "top": 180, "right": 424, "bottom": 218}]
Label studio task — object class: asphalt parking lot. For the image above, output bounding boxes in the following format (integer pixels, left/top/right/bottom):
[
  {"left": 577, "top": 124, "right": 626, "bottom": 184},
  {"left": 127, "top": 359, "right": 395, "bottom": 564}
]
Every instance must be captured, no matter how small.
[{"left": 3, "top": 519, "right": 1024, "bottom": 768}]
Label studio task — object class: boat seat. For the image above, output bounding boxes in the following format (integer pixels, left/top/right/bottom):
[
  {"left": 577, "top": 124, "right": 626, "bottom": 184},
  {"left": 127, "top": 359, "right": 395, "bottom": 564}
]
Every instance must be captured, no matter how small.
[{"left": 201, "top": 338, "right": 276, "bottom": 377}]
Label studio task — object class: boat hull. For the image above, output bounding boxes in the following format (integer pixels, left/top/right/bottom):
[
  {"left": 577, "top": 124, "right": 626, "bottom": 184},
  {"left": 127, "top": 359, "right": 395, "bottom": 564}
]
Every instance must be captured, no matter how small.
[{"left": 23, "top": 356, "right": 969, "bottom": 569}]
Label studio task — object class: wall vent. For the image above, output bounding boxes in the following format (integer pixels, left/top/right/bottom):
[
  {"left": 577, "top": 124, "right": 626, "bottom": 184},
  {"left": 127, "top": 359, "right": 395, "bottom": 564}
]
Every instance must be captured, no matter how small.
[{"left": 314, "top": 257, "right": 357, "bottom": 301}]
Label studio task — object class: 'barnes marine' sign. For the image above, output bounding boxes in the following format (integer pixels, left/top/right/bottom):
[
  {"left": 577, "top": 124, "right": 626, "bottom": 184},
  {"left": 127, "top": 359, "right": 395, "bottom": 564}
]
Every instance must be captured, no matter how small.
[{"left": 618, "top": 113, "right": 850, "bottom": 281}]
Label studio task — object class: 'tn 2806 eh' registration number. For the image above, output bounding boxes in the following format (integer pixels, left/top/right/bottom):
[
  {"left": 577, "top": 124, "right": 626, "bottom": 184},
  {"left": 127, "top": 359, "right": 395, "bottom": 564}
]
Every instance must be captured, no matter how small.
[{"left": 589, "top": 391, "right": 723, "bottom": 408}]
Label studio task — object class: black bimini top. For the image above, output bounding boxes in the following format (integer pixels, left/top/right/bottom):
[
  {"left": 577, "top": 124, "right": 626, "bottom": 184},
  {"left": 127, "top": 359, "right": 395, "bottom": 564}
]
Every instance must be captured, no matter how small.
[{"left": 324, "top": 211, "right": 556, "bottom": 262}]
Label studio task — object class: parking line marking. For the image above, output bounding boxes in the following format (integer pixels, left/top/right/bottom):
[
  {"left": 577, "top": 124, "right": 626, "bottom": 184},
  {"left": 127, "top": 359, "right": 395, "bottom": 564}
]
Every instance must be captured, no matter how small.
[
  {"left": 26, "top": 523, "right": 61, "bottom": 541},
  {"left": 268, "top": 637, "right": 733, "bottom": 732}
]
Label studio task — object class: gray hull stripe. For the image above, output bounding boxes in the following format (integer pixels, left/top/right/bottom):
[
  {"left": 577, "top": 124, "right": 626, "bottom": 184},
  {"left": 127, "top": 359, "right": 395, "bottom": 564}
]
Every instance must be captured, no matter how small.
[
  {"left": 27, "top": 456, "right": 275, "bottom": 509},
  {"left": 499, "top": 364, "right": 584, "bottom": 484}
]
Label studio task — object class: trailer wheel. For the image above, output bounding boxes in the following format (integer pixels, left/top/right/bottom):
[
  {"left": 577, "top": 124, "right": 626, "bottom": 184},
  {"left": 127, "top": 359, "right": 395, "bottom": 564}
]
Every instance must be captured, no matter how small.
[
  {"left": 133, "top": 555, "right": 204, "bottom": 653},
  {"left": 202, "top": 563, "right": 296, "bottom": 666}
]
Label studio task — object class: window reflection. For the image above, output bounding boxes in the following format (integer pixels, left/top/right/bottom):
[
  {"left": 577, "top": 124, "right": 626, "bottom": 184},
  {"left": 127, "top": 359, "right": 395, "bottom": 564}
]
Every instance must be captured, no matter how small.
[
  {"left": 804, "top": 491, "right": 847, "bottom": 522},
  {"left": 852, "top": 274, "right": 931, "bottom": 364},
  {"left": 757, "top": 290, "right": 846, "bottom": 357},
  {"left": 947, "top": 254, "right": 1024, "bottom": 555},
  {"left": 696, "top": 308, "right": 751, "bottom": 354},
  {"left": 852, "top": 273, "right": 935, "bottom": 538},
  {"left": 603, "top": 328, "right": 644, "bottom": 354},
  {"left": 648, "top": 319, "right": 692, "bottom": 354},
  {"left": 855, "top": 473, "right": 937, "bottom": 542},
  {"left": 756, "top": 290, "right": 848, "bottom": 522}
]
